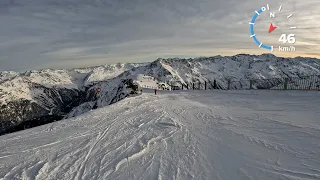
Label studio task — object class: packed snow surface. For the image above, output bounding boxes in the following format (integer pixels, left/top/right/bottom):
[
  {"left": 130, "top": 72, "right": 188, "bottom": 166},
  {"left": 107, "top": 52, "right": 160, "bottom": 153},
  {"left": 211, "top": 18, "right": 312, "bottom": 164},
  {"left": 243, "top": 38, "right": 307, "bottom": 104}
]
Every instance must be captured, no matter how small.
[{"left": 0, "top": 90, "right": 319, "bottom": 180}]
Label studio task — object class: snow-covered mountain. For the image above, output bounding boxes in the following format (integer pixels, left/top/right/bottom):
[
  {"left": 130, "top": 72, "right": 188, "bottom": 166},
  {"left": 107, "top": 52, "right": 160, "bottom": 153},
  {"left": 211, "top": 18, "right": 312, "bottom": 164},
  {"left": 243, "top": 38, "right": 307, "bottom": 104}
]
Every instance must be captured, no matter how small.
[
  {"left": 0, "top": 54, "right": 319, "bottom": 135},
  {"left": 0, "top": 63, "right": 145, "bottom": 135}
]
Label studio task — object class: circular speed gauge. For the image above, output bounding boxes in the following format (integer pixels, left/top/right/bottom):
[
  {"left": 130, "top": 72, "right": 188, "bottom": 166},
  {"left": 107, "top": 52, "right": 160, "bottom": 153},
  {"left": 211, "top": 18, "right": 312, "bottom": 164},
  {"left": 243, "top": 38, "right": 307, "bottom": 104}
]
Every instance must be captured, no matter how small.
[{"left": 249, "top": 4, "right": 296, "bottom": 52}]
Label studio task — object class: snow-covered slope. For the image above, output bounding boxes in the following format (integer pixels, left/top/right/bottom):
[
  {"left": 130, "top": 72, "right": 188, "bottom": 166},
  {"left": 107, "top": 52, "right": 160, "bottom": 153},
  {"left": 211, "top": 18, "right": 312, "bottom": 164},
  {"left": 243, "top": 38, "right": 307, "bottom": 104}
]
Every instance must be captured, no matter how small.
[
  {"left": 0, "top": 54, "right": 319, "bottom": 135},
  {"left": 0, "top": 90, "right": 319, "bottom": 180}
]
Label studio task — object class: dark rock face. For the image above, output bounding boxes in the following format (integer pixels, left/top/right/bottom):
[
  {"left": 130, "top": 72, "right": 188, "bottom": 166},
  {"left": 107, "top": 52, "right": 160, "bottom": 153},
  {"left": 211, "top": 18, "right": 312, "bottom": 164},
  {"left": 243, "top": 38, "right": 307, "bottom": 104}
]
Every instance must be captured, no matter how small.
[
  {"left": 0, "top": 85, "right": 84, "bottom": 135},
  {"left": 0, "top": 100, "right": 45, "bottom": 134},
  {"left": 110, "top": 79, "right": 139, "bottom": 104},
  {"left": 67, "top": 79, "right": 141, "bottom": 118},
  {"left": 0, "top": 78, "right": 140, "bottom": 135}
]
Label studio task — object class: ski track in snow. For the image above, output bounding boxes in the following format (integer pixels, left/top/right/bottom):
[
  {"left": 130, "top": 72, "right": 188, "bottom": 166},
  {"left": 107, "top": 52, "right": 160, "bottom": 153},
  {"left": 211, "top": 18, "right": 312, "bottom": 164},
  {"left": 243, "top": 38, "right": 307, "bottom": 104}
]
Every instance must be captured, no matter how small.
[{"left": 0, "top": 90, "right": 319, "bottom": 180}]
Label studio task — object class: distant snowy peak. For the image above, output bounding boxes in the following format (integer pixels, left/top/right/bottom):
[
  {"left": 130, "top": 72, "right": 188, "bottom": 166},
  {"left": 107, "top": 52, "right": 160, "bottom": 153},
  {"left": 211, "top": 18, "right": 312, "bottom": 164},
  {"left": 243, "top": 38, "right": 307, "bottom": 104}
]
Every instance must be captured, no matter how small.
[
  {"left": 22, "top": 69, "right": 81, "bottom": 89},
  {"left": 1, "top": 54, "right": 319, "bottom": 95},
  {"left": 0, "top": 69, "right": 83, "bottom": 105},
  {"left": 0, "top": 71, "right": 20, "bottom": 82},
  {"left": 94, "top": 54, "right": 320, "bottom": 91},
  {"left": 114, "top": 54, "right": 319, "bottom": 91},
  {"left": 83, "top": 62, "right": 147, "bottom": 85},
  {"left": 0, "top": 62, "right": 148, "bottom": 104},
  {"left": 0, "top": 54, "right": 319, "bottom": 102},
  {"left": 166, "top": 54, "right": 319, "bottom": 78}
]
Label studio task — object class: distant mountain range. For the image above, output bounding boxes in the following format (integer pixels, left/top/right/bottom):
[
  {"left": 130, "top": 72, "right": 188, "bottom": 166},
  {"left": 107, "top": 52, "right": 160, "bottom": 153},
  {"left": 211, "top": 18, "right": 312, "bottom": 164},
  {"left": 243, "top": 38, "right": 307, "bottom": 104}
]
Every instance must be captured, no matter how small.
[{"left": 1, "top": 54, "right": 319, "bottom": 135}]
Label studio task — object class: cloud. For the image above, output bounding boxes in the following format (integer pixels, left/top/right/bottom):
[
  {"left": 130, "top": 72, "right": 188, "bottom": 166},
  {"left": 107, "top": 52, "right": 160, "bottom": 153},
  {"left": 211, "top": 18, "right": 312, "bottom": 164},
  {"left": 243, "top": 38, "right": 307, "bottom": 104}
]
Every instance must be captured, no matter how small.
[{"left": 0, "top": 0, "right": 319, "bottom": 71}]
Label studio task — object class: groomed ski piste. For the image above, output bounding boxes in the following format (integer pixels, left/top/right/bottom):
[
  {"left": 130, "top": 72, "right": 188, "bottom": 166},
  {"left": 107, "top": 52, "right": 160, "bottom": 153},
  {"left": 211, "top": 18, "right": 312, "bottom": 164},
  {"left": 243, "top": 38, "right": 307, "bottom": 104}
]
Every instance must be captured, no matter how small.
[{"left": 0, "top": 90, "right": 319, "bottom": 180}]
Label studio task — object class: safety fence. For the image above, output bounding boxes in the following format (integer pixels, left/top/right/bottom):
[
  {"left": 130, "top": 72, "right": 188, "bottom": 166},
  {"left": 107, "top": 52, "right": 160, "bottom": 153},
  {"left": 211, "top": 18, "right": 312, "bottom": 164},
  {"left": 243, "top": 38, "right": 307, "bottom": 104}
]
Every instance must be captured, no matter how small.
[{"left": 168, "top": 75, "right": 320, "bottom": 91}]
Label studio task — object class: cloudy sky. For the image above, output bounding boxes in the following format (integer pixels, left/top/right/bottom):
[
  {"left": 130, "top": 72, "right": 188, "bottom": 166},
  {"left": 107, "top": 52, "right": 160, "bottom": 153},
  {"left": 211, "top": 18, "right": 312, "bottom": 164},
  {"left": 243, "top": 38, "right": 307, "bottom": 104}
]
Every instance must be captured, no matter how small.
[{"left": 0, "top": 0, "right": 319, "bottom": 71}]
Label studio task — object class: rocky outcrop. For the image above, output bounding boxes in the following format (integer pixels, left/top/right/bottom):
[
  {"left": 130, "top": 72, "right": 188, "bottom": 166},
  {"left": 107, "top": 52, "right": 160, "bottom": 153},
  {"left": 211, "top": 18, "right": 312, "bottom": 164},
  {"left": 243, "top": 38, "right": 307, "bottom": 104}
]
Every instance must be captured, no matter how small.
[
  {"left": 0, "top": 84, "right": 83, "bottom": 135},
  {"left": 0, "top": 78, "right": 140, "bottom": 135}
]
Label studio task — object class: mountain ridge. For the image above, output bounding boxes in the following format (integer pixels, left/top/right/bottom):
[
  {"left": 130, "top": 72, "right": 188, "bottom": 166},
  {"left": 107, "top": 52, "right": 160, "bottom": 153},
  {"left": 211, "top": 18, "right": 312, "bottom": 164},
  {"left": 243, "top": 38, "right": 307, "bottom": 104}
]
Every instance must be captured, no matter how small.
[{"left": 1, "top": 54, "right": 319, "bottom": 135}]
